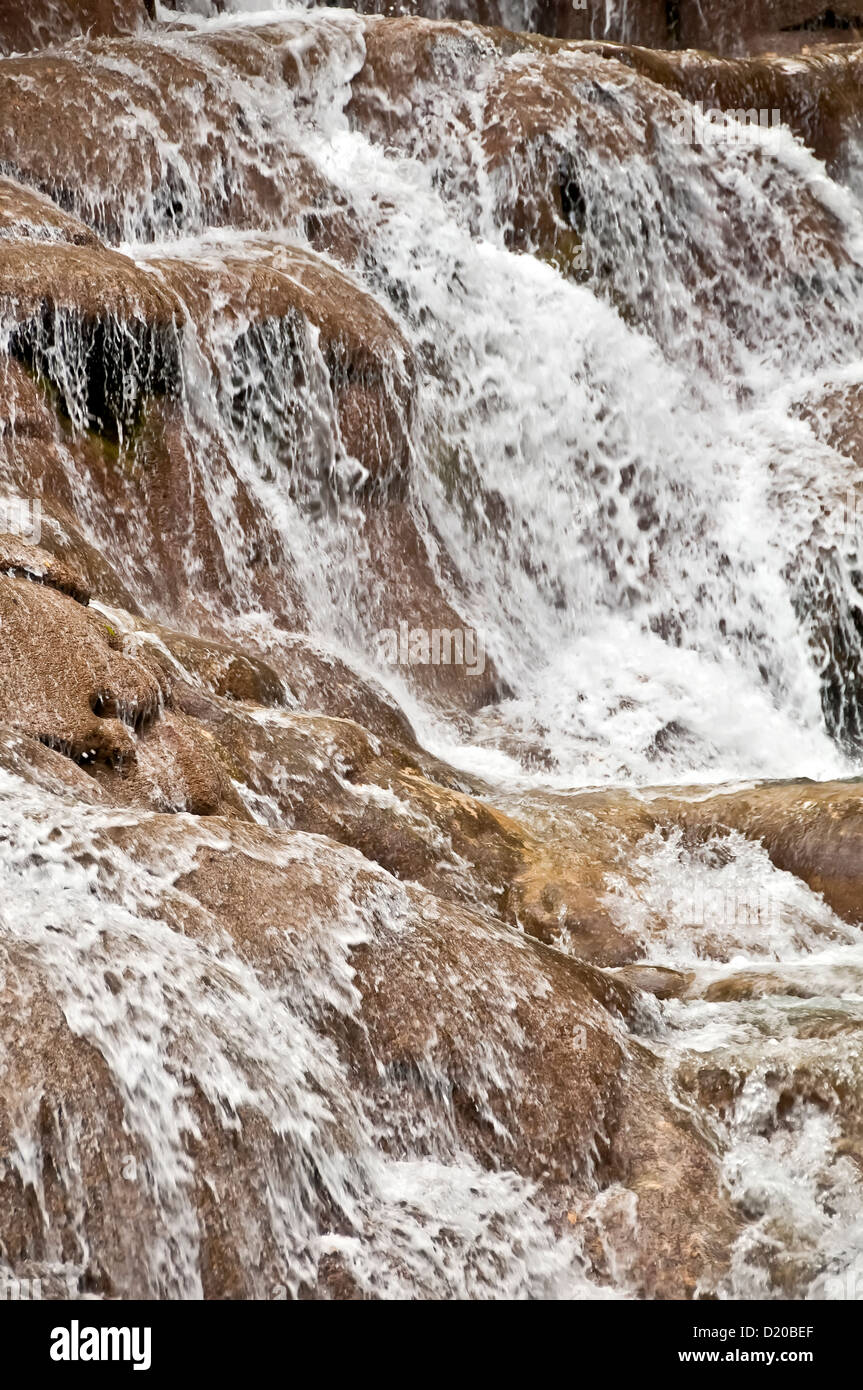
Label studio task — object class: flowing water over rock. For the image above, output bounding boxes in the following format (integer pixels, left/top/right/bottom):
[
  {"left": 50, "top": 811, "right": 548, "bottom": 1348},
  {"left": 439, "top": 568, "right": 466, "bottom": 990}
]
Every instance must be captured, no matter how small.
[{"left": 2, "top": 0, "right": 863, "bottom": 1300}]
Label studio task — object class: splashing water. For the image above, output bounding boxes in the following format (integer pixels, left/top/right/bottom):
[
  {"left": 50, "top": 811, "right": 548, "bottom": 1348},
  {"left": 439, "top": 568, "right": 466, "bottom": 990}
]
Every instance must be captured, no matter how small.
[{"left": 2, "top": 0, "right": 863, "bottom": 1300}]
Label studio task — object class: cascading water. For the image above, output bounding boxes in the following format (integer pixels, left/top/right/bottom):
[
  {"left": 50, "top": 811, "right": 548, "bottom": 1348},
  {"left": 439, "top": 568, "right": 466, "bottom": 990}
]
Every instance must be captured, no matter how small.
[{"left": 1, "top": 0, "right": 863, "bottom": 1303}]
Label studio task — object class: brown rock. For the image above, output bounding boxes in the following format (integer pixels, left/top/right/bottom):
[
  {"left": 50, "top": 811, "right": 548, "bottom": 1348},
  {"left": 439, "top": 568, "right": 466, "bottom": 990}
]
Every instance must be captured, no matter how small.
[
  {"left": 655, "top": 779, "right": 863, "bottom": 927},
  {"left": 152, "top": 241, "right": 415, "bottom": 497},
  {"left": 354, "top": 1, "right": 863, "bottom": 54},
  {"left": 28, "top": 504, "right": 144, "bottom": 613},
  {"left": 0, "top": 237, "right": 180, "bottom": 437},
  {"left": 603, "top": 1068, "right": 739, "bottom": 1298},
  {"left": 612, "top": 963, "right": 693, "bottom": 999},
  {"left": 41, "top": 396, "right": 307, "bottom": 630},
  {"left": 0, "top": 238, "right": 177, "bottom": 327},
  {"left": 497, "top": 788, "right": 662, "bottom": 964},
  {"left": 0, "top": 357, "right": 55, "bottom": 440},
  {"left": 121, "top": 705, "right": 246, "bottom": 817},
  {"left": 163, "top": 689, "right": 646, "bottom": 962},
  {"left": 0, "top": 808, "right": 727, "bottom": 1297},
  {"left": 506, "top": 778, "right": 863, "bottom": 954},
  {"left": 140, "top": 622, "right": 287, "bottom": 707},
  {"left": 0, "top": 719, "right": 104, "bottom": 801},
  {"left": 0, "top": 175, "right": 100, "bottom": 246},
  {"left": 0, "top": 532, "right": 90, "bottom": 603},
  {"left": 275, "top": 632, "right": 418, "bottom": 747},
  {"left": 350, "top": 17, "right": 858, "bottom": 288},
  {"left": 698, "top": 968, "right": 816, "bottom": 1001},
  {"left": 181, "top": 697, "right": 525, "bottom": 904},
  {"left": 675, "top": 0, "right": 863, "bottom": 56},
  {"left": 0, "top": 572, "right": 165, "bottom": 767},
  {"left": 0, "top": 0, "right": 149, "bottom": 56},
  {"left": 480, "top": 47, "right": 633, "bottom": 264},
  {"left": 0, "top": 22, "right": 357, "bottom": 239},
  {"left": 0, "top": 570, "right": 251, "bottom": 814},
  {"left": 348, "top": 16, "right": 499, "bottom": 144},
  {"left": 0, "top": 981, "right": 161, "bottom": 1299},
  {"left": 357, "top": 502, "right": 511, "bottom": 711},
  {"left": 583, "top": 39, "right": 863, "bottom": 175}
]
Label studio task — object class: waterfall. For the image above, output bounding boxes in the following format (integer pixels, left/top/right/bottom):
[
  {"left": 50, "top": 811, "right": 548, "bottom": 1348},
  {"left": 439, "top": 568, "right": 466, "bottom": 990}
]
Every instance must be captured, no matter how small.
[{"left": 1, "top": 0, "right": 863, "bottom": 1302}]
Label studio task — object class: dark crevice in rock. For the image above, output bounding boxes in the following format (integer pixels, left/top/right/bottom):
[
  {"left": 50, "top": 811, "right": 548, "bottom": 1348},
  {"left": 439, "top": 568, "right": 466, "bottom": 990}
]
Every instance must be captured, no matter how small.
[
  {"left": 559, "top": 170, "right": 586, "bottom": 232},
  {"left": 8, "top": 311, "right": 181, "bottom": 444},
  {"left": 665, "top": 1, "right": 681, "bottom": 45},
  {"left": 90, "top": 691, "right": 160, "bottom": 736},
  {"left": 781, "top": 9, "right": 863, "bottom": 31},
  {"left": 38, "top": 732, "right": 126, "bottom": 772}
]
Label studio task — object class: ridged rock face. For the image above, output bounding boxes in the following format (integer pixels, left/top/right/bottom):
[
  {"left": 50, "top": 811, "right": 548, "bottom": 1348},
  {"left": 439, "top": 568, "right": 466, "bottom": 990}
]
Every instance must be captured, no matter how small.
[
  {"left": 0, "top": 790, "right": 738, "bottom": 1298},
  {"left": 567, "top": 1, "right": 863, "bottom": 52},
  {"left": 1, "top": 535, "right": 862, "bottom": 1296},
  {"left": 0, "top": 0, "right": 150, "bottom": 55},
  {"left": 151, "top": 242, "right": 416, "bottom": 497},
  {"left": 580, "top": 41, "right": 863, "bottom": 177},
  {"left": 0, "top": 176, "right": 100, "bottom": 245},
  {"left": 677, "top": 0, "right": 863, "bottom": 54},
  {"left": 162, "top": 0, "right": 863, "bottom": 53}
]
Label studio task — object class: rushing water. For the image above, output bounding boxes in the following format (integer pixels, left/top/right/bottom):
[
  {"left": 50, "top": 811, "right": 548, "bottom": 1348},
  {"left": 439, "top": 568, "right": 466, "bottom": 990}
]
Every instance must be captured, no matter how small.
[{"left": 1, "top": 0, "right": 863, "bottom": 1299}]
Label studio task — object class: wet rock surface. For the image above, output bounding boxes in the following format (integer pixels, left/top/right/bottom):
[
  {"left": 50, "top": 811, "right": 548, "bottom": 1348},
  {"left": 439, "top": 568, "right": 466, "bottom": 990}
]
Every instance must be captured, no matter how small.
[
  {"left": 164, "top": 0, "right": 863, "bottom": 54},
  {"left": 152, "top": 240, "right": 416, "bottom": 497},
  {"left": 0, "top": 2, "right": 862, "bottom": 1303},
  {"left": 0, "top": 545, "right": 856, "bottom": 1296},
  {"left": 0, "top": 0, "right": 150, "bottom": 56}
]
